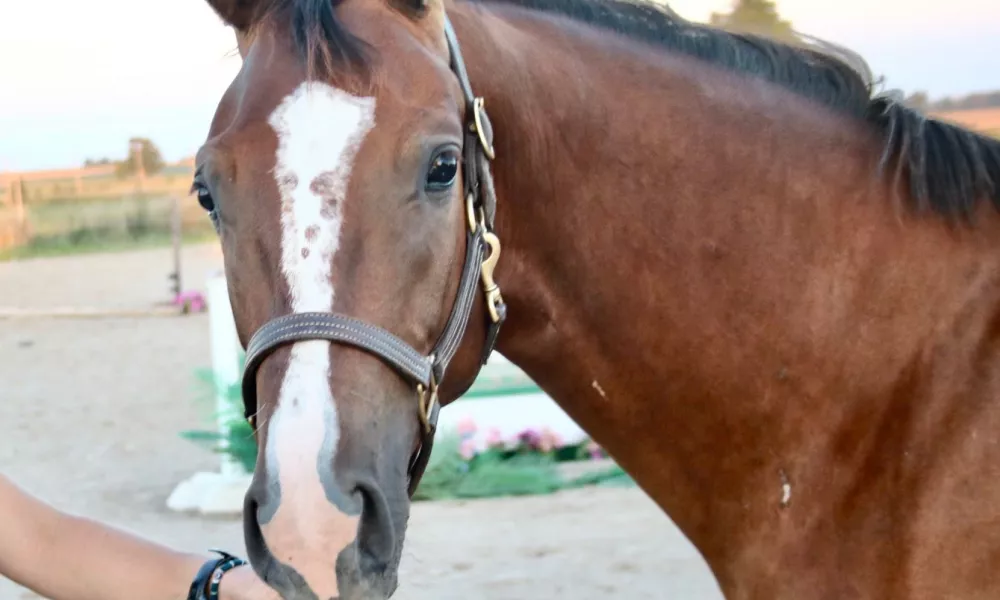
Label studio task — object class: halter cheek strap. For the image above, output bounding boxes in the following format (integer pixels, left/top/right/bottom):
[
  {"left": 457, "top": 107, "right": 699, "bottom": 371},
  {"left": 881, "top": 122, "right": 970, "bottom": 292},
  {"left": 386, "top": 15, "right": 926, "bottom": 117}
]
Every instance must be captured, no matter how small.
[{"left": 239, "top": 15, "right": 506, "bottom": 495}]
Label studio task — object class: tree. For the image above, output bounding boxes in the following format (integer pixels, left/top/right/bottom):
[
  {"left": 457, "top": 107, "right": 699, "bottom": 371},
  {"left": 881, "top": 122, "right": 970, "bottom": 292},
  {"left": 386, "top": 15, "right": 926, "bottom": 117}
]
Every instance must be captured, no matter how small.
[
  {"left": 932, "top": 90, "right": 1000, "bottom": 111},
  {"left": 901, "top": 89, "right": 1000, "bottom": 113},
  {"left": 115, "top": 137, "right": 165, "bottom": 180},
  {"left": 903, "top": 91, "right": 930, "bottom": 112},
  {"left": 709, "top": 0, "right": 796, "bottom": 43},
  {"left": 84, "top": 157, "right": 113, "bottom": 167}
]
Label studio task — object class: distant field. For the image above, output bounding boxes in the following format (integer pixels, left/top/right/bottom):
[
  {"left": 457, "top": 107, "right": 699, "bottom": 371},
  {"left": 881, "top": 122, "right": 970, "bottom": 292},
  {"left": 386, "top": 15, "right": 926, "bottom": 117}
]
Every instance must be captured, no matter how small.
[
  {"left": 0, "top": 195, "right": 214, "bottom": 260},
  {"left": 933, "top": 107, "right": 1000, "bottom": 135},
  {"left": 0, "top": 161, "right": 206, "bottom": 260},
  {"left": 0, "top": 165, "right": 193, "bottom": 205}
]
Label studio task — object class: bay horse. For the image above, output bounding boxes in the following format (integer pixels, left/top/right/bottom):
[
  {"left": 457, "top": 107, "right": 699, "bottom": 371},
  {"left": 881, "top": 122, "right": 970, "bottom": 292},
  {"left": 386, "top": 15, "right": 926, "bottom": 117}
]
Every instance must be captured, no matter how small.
[{"left": 193, "top": 0, "right": 1000, "bottom": 597}]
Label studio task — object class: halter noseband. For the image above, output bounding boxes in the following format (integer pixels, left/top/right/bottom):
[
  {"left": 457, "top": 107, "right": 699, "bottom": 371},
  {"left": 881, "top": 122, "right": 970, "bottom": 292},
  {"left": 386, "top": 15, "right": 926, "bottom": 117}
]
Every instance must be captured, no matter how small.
[{"left": 240, "top": 16, "right": 506, "bottom": 496}]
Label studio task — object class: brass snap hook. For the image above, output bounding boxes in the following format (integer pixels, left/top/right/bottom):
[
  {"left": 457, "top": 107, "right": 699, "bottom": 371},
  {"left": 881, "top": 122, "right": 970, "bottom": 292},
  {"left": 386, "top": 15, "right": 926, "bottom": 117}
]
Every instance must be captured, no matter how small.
[{"left": 480, "top": 232, "right": 504, "bottom": 323}]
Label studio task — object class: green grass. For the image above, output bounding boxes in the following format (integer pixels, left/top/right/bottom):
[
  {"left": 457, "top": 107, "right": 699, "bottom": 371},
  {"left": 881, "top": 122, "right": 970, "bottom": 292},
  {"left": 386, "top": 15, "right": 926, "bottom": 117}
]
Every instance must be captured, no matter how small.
[
  {"left": 1, "top": 193, "right": 216, "bottom": 261},
  {"left": 25, "top": 194, "right": 200, "bottom": 232},
  {"left": 410, "top": 435, "right": 634, "bottom": 502},
  {"left": 0, "top": 227, "right": 216, "bottom": 261}
]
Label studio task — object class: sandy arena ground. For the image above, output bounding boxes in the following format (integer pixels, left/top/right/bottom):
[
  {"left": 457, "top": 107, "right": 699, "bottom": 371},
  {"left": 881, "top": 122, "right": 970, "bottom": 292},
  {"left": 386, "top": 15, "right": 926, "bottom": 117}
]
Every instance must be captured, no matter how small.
[{"left": 0, "top": 244, "right": 723, "bottom": 599}]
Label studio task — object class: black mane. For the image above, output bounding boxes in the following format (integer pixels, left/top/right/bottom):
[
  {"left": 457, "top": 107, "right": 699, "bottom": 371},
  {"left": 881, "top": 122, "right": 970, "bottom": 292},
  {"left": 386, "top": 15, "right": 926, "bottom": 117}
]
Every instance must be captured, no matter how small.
[
  {"left": 271, "top": 0, "right": 1000, "bottom": 221},
  {"left": 484, "top": 0, "right": 878, "bottom": 118}
]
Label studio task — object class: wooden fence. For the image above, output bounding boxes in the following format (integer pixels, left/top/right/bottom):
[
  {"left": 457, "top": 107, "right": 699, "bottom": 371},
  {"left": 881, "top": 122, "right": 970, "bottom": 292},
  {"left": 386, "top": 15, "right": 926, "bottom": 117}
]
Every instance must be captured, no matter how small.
[{"left": 0, "top": 161, "right": 201, "bottom": 253}]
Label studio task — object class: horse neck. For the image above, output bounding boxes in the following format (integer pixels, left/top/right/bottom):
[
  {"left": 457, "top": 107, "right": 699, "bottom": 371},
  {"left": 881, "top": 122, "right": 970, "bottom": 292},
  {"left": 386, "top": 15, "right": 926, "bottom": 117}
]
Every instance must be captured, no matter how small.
[
  {"left": 452, "top": 1, "right": 1000, "bottom": 591},
  {"left": 453, "top": 0, "right": 812, "bottom": 563}
]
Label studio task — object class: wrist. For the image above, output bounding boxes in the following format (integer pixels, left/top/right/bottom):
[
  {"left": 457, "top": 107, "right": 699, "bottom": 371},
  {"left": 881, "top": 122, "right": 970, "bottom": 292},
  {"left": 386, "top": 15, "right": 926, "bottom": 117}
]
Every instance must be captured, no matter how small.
[
  {"left": 187, "top": 550, "right": 248, "bottom": 600},
  {"left": 216, "top": 564, "right": 263, "bottom": 600}
]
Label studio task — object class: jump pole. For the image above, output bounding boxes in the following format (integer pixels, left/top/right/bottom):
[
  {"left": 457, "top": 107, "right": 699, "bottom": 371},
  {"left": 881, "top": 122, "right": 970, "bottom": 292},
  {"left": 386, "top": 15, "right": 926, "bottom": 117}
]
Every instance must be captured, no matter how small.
[
  {"left": 206, "top": 271, "right": 246, "bottom": 478},
  {"left": 166, "top": 271, "right": 252, "bottom": 515}
]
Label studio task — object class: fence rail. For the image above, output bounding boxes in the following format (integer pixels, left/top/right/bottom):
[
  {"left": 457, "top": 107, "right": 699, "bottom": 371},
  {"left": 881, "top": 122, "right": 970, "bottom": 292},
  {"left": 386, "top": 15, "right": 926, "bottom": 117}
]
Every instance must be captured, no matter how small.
[{"left": 0, "top": 162, "right": 210, "bottom": 256}]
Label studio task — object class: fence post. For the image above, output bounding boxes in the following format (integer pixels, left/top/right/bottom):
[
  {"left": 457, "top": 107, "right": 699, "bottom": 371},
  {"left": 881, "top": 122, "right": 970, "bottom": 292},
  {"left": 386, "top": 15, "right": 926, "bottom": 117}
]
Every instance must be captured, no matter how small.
[
  {"left": 169, "top": 197, "right": 183, "bottom": 297},
  {"left": 166, "top": 271, "right": 252, "bottom": 515},
  {"left": 13, "top": 177, "right": 27, "bottom": 241}
]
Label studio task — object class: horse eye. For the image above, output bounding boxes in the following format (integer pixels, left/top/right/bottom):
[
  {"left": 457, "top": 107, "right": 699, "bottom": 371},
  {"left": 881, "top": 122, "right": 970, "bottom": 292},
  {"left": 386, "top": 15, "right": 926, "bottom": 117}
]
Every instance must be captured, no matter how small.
[
  {"left": 425, "top": 150, "right": 459, "bottom": 192},
  {"left": 191, "top": 180, "right": 215, "bottom": 212}
]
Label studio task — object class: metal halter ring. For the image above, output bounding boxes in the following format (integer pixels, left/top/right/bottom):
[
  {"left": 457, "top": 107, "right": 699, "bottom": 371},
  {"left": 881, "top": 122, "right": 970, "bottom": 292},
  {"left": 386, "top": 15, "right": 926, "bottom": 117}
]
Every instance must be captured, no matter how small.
[{"left": 472, "top": 97, "right": 496, "bottom": 160}]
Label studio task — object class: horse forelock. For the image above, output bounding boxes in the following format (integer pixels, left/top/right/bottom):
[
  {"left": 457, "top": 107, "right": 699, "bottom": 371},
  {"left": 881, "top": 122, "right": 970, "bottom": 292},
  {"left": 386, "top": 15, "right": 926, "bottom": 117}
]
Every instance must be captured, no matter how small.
[{"left": 246, "top": 0, "right": 373, "bottom": 82}]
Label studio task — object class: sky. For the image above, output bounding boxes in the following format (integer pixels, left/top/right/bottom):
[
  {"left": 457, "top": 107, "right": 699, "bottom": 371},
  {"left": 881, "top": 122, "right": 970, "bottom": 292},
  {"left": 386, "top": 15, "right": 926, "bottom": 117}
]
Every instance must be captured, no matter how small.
[{"left": 0, "top": 0, "right": 997, "bottom": 172}]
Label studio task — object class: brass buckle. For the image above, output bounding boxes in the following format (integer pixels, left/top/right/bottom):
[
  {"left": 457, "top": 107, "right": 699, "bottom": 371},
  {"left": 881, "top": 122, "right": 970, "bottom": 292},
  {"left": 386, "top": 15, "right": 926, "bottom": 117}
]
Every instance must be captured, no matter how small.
[
  {"left": 472, "top": 97, "right": 496, "bottom": 161},
  {"left": 417, "top": 376, "right": 439, "bottom": 434}
]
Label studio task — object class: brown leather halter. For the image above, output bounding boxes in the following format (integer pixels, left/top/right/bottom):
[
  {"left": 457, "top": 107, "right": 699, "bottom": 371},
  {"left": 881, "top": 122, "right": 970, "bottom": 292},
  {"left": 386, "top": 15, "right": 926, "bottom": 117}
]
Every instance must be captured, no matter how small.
[{"left": 240, "top": 16, "right": 506, "bottom": 496}]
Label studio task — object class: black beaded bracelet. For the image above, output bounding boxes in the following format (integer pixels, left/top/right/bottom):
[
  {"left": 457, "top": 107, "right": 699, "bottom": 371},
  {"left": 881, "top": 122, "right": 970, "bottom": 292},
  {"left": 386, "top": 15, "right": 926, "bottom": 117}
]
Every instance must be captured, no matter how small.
[{"left": 187, "top": 549, "right": 248, "bottom": 600}]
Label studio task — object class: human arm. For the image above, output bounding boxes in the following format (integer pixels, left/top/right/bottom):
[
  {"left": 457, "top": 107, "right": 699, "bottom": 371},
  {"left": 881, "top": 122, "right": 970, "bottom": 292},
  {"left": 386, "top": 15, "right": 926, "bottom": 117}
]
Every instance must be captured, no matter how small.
[{"left": 0, "top": 473, "right": 275, "bottom": 600}]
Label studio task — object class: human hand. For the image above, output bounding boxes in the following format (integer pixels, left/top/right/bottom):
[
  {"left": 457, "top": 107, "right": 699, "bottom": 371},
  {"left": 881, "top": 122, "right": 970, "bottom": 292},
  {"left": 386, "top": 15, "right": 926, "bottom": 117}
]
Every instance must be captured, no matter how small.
[{"left": 218, "top": 564, "right": 281, "bottom": 600}]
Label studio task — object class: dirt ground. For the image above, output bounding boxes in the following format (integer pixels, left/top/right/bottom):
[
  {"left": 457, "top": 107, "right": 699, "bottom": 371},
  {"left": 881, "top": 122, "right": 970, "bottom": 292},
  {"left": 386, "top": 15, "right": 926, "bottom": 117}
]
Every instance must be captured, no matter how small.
[{"left": 0, "top": 243, "right": 723, "bottom": 599}]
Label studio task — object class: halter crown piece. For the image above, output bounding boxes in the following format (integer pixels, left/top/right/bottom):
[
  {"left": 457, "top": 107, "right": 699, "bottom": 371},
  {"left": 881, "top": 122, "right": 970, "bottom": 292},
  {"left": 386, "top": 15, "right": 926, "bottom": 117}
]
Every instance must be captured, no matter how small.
[{"left": 239, "top": 16, "right": 506, "bottom": 495}]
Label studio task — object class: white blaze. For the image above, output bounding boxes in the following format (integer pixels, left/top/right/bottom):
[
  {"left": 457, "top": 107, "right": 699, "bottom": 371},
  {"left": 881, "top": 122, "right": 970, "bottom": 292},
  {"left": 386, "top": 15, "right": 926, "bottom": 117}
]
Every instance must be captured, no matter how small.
[{"left": 265, "top": 80, "right": 376, "bottom": 517}]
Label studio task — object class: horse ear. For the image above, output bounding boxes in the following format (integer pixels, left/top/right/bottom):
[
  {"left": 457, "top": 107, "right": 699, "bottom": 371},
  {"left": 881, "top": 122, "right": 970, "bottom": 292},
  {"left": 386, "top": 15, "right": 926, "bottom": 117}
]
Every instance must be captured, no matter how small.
[
  {"left": 400, "top": 0, "right": 450, "bottom": 56},
  {"left": 204, "top": 0, "right": 264, "bottom": 30},
  {"left": 393, "top": 0, "right": 438, "bottom": 20}
]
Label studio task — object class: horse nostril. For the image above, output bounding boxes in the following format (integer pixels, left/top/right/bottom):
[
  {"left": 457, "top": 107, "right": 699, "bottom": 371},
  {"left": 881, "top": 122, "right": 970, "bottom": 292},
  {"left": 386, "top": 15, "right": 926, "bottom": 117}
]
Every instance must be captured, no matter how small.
[
  {"left": 354, "top": 481, "right": 397, "bottom": 575},
  {"left": 243, "top": 485, "right": 327, "bottom": 597},
  {"left": 242, "top": 493, "right": 274, "bottom": 579},
  {"left": 241, "top": 491, "right": 291, "bottom": 592}
]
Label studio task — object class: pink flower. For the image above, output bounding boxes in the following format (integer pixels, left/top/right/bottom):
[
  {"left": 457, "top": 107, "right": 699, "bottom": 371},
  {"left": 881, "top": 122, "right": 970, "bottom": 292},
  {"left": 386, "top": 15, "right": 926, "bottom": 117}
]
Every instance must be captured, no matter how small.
[
  {"left": 538, "top": 428, "right": 562, "bottom": 453},
  {"left": 586, "top": 440, "right": 605, "bottom": 460},
  {"left": 459, "top": 438, "right": 477, "bottom": 460},
  {"left": 173, "top": 290, "right": 207, "bottom": 314},
  {"left": 456, "top": 416, "right": 478, "bottom": 438},
  {"left": 517, "top": 428, "right": 542, "bottom": 451},
  {"left": 485, "top": 427, "right": 504, "bottom": 448}
]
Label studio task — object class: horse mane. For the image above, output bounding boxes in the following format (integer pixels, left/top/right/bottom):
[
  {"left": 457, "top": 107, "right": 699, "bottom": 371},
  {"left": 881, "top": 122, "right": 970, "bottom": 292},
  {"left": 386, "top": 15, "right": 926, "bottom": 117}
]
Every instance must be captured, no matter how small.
[
  {"left": 483, "top": 0, "right": 878, "bottom": 118},
  {"left": 479, "top": 0, "right": 1000, "bottom": 220},
  {"left": 265, "top": 0, "right": 1000, "bottom": 221}
]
